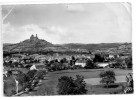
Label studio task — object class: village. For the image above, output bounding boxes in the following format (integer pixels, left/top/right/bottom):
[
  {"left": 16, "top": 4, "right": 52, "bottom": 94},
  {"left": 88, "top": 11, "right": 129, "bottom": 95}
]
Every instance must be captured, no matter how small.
[{"left": 3, "top": 41, "right": 133, "bottom": 96}]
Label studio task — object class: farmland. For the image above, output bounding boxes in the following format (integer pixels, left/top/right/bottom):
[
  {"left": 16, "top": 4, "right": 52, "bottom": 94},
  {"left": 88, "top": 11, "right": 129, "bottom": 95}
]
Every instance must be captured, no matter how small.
[{"left": 19, "top": 68, "right": 132, "bottom": 96}]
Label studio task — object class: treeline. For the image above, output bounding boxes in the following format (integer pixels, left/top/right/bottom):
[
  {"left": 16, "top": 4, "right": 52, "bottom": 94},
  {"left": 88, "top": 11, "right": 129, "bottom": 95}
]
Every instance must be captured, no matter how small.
[{"left": 3, "top": 51, "right": 90, "bottom": 57}]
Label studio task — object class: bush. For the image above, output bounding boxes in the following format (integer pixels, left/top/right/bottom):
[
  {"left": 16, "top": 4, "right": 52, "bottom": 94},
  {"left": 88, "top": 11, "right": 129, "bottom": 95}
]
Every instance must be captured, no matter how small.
[
  {"left": 72, "top": 65, "right": 82, "bottom": 69},
  {"left": 99, "top": 70, "right": 116, "bottom": 88},
  {"left": 57, "top": 75, "right": 87, "bottom": 95}
]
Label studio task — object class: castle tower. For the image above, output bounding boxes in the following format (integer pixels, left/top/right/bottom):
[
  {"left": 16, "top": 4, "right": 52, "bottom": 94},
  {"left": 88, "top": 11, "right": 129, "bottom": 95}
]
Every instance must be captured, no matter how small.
[
  {"left": 36, "top": 34, "right": 38, "bottom": 39},
  {"left": 30, "top": 34, "right": 38, "bottom": 41},
  {"left": 30, "top": 34, "right": 34, "bottom": 40}
]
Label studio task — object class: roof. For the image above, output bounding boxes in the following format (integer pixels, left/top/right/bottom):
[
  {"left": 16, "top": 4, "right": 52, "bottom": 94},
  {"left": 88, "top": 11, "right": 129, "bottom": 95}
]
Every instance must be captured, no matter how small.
[
  {"left": 97, "top": 63, "right": 109, "bottom": 67},
  {"left": 75, "top": 62, "right": 86, "bottom": 67},
  {"left": 30, "top": 64, "right": 46, "bottom": 70}
]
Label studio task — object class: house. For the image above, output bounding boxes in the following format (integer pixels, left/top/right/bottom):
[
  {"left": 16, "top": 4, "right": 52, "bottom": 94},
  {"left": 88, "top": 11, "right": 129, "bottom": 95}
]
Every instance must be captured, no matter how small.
[
  {"left": 30, "top": 64, "right": 47, "bottom": 71},
  {"left": 75, "top": 62, "right": 86, "bottom": 67},
  {"left": 75, "top": 60, "right": 86, "bottom": 68},
  {"left": 109, "top": 54, "right": 114, "bottom": 59},
  {"left": 97, "top": 63, "right": 110, "bottom": 68},
  {"left": 30, "top": 64, "right": 37, "bottom": 70}
]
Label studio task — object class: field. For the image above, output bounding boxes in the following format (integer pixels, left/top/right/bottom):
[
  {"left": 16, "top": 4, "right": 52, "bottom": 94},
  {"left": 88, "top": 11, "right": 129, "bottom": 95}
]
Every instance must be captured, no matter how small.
[{"left": 20, "top": 68, "right": 132, "bottom": 96}]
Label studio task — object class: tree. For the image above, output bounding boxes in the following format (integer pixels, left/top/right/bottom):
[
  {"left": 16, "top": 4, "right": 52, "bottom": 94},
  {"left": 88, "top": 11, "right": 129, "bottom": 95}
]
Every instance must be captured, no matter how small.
[
  {"left": 26, "top": 70, "right": 37, "bottom": 81},
  {"left": 84, "top": 59, "right": 96, "bottom": 69},
  {"left": 50, "top": 62, "right": 62, "bottom": 71},
  {"left": 123, "top": 73, "right": 133, "bottom": 94},
  {"left": 72, "top": 56, "right": 76, "bottom": 61},
  {"left": 70, "top": 56, "right": 76, "bottom": 66},
  {"left": 99, "top": 70, "right": 116, "bottom": 88},
  {"left": 73, "top": 75, "right": 87, "bottom": 94},
  {"left": 93, "top": 53, "right": 105, "bottom": 62},
  {"left": 126, "top": 73, "right": 133, "bottom": 88},
  {"left": 125, "top": 57, "right": 132, "bottom": 69},
  {"left": 57, "top": 76, "right": 74, "bottom": 95},
  {"left": 35, "top": 70, "right": 47, "bottom": 80},
  {"left": 60, "top": 58, "right": 68, "bottom": 64},
  {"left": 114, "top": 58, "right": 128, "bottom": 69},
  {"left": 57, "top": 75, "right": 87, "bottom": 95}
]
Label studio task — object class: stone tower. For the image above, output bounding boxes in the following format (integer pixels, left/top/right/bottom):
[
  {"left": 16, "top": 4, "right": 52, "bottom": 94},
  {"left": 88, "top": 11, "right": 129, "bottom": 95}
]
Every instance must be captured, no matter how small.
[
  {"left": 30, "top": 34, "right": 34, "bottom": 40},
  {"left": 30, "top": 34, "right": 38, "bottom": 41},
  {"left": 36, "top": 34, "right": 38, "bottom": 39}
]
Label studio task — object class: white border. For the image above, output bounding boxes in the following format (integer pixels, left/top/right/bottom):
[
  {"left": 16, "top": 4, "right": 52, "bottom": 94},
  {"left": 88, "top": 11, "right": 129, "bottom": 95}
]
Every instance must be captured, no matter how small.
[{"left": 0, "top": 0, "right": 136, "bottom": 100}]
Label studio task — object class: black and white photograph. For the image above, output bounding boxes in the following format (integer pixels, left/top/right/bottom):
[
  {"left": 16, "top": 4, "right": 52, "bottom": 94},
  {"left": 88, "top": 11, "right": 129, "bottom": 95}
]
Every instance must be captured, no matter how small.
[{"left": 1, "top": 2, "right": 133, "bottom": 96}]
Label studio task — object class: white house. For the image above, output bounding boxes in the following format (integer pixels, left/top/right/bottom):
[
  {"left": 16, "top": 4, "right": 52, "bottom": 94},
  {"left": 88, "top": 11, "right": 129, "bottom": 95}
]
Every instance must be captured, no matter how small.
[
  {"left": 109, "top": 55, "right": 114, "bottom": 59},
  {"left": 75, "top": 62, "right": 86, "bottom": 67},
  {"left": 97, "top": 63, "right": 110, "bottom": 68},
  {"left": 30, "top": 64, "right": 48, "bottom": 71},
  {"left": 30, "top": 64, "right": 37, "bottom": 70},
  {"left": 75, "top": 60, "right": 86, "bottom": 68}
]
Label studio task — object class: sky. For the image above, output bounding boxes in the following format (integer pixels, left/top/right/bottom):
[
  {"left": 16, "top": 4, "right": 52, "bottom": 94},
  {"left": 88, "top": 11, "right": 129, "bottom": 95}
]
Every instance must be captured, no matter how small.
[{"left": 2, "top": 3, "right": 132, "bottom": 44}]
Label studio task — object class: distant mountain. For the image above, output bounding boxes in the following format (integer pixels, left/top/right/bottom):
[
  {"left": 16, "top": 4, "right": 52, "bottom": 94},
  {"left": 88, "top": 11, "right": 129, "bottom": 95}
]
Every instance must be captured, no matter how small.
[
  {"left": 3, "top": 34, "right": 131, "bottom": 54},
  {"left": 63, "top": 43, "right": 126, "bottom": 50}
]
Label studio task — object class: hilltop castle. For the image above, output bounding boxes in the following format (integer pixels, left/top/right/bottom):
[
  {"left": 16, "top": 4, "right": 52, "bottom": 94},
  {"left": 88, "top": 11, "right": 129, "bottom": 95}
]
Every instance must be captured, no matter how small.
[{"left": 30, "top": 34, "right": 38, "bottom": 41}]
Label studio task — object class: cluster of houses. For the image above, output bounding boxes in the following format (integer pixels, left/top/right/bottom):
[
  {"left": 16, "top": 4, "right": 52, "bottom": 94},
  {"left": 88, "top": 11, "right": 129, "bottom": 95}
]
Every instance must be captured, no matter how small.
[
  {"left": 3, "top": 50, "right": 132, "bottom": 70},
  {"left": 4, "top": 53, "right": 132, "bottom": 74},
  {"left": 3, "top": 50, "right": 132, "bottom": 96}
]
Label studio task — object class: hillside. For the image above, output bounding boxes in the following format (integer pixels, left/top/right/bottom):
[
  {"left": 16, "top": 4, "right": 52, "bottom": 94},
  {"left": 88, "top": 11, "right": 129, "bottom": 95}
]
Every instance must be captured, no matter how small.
[
  {"left": 3, "top": 34, "right": 54, "bottom": 53},
  {"left": 3, "top": 34, "right": 132, "bottom": 54},
  {"left": 63, "top": 43, "right": 124, "bottom": 50}
]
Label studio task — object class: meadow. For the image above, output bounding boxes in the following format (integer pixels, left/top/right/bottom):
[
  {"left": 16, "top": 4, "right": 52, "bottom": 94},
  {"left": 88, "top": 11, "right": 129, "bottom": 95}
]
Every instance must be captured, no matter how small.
[{"left": 19, "top": 68, "right": 132, "bottom": 96}]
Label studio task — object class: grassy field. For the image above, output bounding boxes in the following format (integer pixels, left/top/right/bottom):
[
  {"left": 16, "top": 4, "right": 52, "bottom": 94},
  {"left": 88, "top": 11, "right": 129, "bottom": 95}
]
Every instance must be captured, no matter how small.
[
  {"left": 23, "top": 68, "right": 132, "bottom": 95},
  {"left": 86, "top": 82, "right": 127, "bottom": 94},
  {"left": 4, "top": 76, "right": 24, "bottom": 96}
]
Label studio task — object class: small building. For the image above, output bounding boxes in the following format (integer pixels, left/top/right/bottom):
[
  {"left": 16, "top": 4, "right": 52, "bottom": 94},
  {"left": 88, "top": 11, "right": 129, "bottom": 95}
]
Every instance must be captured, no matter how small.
[
  {"left": 109, "top": 54, "right": 114, "bottom": 59},
  {"left": 97, "top": 63, "right": 110, "bottom": 68},
  {"left": 30, "top": 64, "right": 47, "bottom": 71},
  {"left": 75, "top": 60, "right": 86, "bottom": 68},
  {"left": 30, "top": 64, "right": 37, "bottom": 70}
]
